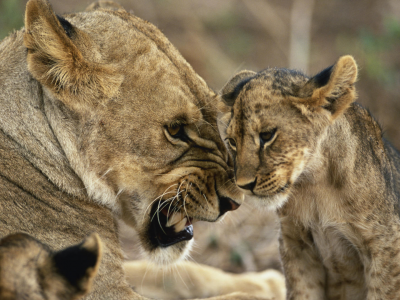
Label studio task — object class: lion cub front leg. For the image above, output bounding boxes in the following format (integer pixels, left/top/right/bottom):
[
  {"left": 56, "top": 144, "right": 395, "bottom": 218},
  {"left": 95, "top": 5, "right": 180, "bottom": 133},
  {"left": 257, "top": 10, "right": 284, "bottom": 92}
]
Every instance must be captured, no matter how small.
[
  {"left": 361, "top": 221, "right": 400, "bottom": 300},
  {"left": 279, "top": 217, "right": 325, "bottom": 300}
]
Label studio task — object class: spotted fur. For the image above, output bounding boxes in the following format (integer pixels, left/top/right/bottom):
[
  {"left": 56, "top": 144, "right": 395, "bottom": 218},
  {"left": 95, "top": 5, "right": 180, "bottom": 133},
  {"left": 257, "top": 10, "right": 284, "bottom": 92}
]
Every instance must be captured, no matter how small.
[{"left": 221, "top": 56, "right": 400, "bottom": 299}]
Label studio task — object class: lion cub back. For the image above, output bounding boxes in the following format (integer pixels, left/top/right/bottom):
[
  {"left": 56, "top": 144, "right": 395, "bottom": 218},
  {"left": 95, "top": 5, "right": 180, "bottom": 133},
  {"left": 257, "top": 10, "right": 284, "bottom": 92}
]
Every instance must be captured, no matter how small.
[{"left": 0, "top": 233, "right": 102, "bottom": 300}]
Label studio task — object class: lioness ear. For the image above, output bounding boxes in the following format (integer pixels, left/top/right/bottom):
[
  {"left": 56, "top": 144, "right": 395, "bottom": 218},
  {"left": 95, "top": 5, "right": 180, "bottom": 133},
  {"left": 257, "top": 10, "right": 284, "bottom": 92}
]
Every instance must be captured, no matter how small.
[
  {"left": 52, "top": 233, "right": 102, "bottom": 296},
  {"left": 221, "top": 70, "right": 257, "bottom": 107},
  {"left": 24, "top": 0, "right": 123, "bottom": 110},
  {"left": 299, "top": 55, "right": 358, "bottom": 120}
]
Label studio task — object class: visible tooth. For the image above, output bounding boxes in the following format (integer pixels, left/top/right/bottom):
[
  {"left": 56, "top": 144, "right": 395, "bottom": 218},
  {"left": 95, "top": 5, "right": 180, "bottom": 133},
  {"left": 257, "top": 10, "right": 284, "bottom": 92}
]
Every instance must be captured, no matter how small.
[
  {"left": 166, "top": 212, "right": 183, "bottom": 227},
  {"left": 174, "top": 217, "right": 187, "bottom": 233}
]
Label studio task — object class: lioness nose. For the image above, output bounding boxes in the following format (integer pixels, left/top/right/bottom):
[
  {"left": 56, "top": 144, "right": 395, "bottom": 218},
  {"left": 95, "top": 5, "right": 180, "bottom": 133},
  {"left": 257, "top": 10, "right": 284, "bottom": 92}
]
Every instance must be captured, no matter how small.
[
  {"left": 238, "top": 179, "right": 257, "bottom": 192},
  {"left": 218, "top": 197, "right": 240, "bottom": 217}
]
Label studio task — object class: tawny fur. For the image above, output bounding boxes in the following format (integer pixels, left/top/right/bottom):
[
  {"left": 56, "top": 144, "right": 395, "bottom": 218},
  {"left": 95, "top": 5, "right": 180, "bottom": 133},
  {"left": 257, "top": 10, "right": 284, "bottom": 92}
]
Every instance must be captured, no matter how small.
[
  {"left": 0, "top": 233, "right": 101, "bottom": 300},
  {"left": 221, "top": 55, "right": 400, "bottom": 300},
  {"left": 0, "top": 0, "right": 243, "bottom": 299},
  {"left": 124, "top": 260, "right": 286, "bottom": 300}
]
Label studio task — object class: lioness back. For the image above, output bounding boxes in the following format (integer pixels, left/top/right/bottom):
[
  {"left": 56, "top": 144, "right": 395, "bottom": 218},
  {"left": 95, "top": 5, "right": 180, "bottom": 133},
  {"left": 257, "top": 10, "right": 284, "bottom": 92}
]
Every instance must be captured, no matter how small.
[
  {"left": 0, "top": 0, "right": 242, "bottom": 299},
  {"left": 221, "top": 56, "right": 400, "bottom": 299}
]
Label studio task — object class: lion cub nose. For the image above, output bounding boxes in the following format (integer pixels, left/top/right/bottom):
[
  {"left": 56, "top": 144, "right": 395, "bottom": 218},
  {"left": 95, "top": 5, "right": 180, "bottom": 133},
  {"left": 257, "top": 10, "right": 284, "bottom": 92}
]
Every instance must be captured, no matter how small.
[
  {"left": 219, "top": 197, "right": 240, "bottom": 217},
  {"left": 237, "top": 179, "right": 257, "bottom": 192}
]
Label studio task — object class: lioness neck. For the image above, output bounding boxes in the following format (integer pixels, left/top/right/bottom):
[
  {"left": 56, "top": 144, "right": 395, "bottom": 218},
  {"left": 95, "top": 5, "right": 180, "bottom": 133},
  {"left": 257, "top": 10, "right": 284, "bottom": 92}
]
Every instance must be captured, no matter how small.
[{"left": 0, "top": 31, "right": 86, "bottom": 199}]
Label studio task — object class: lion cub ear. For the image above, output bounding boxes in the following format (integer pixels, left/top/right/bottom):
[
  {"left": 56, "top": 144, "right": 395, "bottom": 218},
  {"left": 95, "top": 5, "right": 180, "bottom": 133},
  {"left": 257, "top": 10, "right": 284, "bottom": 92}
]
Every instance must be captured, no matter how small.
[
  {"left": 52, "top": 233, "right": 102, "bottom": 297},
  {"left": 221, "top": 70, "right": 257, "bottom": 107},
  {"left": 299, "top": 55, "right": 358, "bottom": 121},
  {"left": 24, "top": 0, "right": 123, "bottom": 110}
]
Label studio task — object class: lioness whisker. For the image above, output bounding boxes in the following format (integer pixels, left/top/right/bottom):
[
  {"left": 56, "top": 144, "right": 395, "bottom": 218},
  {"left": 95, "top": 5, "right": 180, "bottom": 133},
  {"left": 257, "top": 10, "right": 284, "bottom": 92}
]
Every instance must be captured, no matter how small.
[
  {"left": 142, "top": 183, "right": 179, "bottom": 223},
  {"left": 142, "top": 192, "right": 176, "bottom": 224},
  {"left": 203, "top": 193, "right": 211, "bottom": 209},
  {"left": 174, "top": 262, "right": 190, "bottom": 290},
  {"left": 182, "top": 193, "right": 190, "bottom": 221},
  {"left": 140, "top": 262, "right": 151, "bottom": 296},
  {"left": 150, "top": 187, "right": 187, "bottom": 223}
]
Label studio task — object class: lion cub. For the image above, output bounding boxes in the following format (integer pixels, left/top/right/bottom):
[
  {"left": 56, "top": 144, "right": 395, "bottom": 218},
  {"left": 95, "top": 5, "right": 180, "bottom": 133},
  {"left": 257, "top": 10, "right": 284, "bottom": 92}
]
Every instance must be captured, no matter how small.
[
  {"left": 0, "top": 233, "right": 101, "bottom": 300},
  {"left": 220, "top": 55, "right": 400, "bottom": 299}
]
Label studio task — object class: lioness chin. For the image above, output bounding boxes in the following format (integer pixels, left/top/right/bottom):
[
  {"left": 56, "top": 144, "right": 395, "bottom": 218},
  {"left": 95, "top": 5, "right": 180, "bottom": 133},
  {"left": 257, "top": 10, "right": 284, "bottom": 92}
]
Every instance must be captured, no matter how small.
[
  {"left": 221, "top": 56, "right": 400, "bottom": 299},
  {"left": 0, "top": 0, "right": 242, "bottom": 298}
]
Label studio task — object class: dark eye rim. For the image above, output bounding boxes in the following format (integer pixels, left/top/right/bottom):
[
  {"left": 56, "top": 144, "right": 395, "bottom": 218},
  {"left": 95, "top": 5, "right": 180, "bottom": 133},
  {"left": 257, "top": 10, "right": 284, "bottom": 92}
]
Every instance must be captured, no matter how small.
[
  {"left": 225, "top": 137, "right": 237, "bottom": 150},
  {"left": 260, "top": 128, "right": 277, "bottom": 145}
]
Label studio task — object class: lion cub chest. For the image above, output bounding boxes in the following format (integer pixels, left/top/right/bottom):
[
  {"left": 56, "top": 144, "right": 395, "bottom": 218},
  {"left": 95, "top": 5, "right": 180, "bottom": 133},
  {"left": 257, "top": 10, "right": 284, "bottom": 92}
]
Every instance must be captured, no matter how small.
[{"left": 310, "top": 225, "right": 366, "bottom": 299}]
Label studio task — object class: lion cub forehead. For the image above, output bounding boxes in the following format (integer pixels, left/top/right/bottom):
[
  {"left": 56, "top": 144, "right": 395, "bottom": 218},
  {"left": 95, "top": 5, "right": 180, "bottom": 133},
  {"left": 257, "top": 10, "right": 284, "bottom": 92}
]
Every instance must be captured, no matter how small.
[
  {"left": 240, "top": 68, "right": 309, "bottom": 101},
  {"left": 233, "top": 68, "right": 309, "bottom": 114}
]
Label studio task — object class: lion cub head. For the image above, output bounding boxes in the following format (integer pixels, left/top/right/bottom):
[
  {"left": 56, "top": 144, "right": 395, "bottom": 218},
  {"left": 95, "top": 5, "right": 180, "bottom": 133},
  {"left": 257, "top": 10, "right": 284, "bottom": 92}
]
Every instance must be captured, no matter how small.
[
  {"left": 0, "top": 233, "right": 101, "bottom": 300},
  {"left": 220, "top": 56, "right": 357, "bottom": 209},
  {"left": 22, "top": 0, "right": 241, "bottom": 264}
]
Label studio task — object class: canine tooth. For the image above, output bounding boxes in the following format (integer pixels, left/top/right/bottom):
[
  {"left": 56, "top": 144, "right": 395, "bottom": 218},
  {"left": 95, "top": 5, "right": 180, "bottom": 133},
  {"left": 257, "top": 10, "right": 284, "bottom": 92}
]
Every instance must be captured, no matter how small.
[
  {"left": 166, "top": 212, "right": 183, "bottom": 227},
  {"left": 174, "top": 217, "right": 187, "bottom": 233}
]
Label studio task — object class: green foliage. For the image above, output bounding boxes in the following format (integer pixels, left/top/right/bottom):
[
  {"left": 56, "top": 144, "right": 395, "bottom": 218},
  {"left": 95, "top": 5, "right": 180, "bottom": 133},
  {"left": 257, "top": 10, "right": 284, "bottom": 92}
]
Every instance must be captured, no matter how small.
[
  {"left": 229, "top": 249, "right": 243, "bottom": 267},
  {"left": 208, "top": 234, "right": 219, "bottom": 249},
  {"left": 0, "top": 0, "right": 25, "bottom": 41},
  {"left": 359, "top": 18, "right": 400, "bottom": 85},
  {"left": 204, "top": 9, "right": 254, "bottom": 58},
  {"left": 337, "top": 16, "right": 400, "bottom": 88}
]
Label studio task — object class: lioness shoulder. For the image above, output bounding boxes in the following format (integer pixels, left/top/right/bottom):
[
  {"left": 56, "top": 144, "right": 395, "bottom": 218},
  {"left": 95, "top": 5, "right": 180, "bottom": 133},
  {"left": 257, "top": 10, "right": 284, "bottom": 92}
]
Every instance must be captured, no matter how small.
[{"left": 221, "top": 55, "right": 400, "bottom": 299}]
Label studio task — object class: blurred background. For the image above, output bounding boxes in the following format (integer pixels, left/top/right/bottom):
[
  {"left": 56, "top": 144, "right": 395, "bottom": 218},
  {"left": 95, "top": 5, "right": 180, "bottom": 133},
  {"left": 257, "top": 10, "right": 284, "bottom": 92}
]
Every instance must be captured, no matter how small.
[{"left": 2, "top": 0, "right": 400, "bottom": 277}]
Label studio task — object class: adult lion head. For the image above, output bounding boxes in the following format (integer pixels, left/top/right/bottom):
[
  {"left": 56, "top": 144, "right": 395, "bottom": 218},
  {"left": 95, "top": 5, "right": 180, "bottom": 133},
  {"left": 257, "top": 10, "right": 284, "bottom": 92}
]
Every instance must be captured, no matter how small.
[{"left": 1, "top": 0, "right": 242, "bottom": 265}]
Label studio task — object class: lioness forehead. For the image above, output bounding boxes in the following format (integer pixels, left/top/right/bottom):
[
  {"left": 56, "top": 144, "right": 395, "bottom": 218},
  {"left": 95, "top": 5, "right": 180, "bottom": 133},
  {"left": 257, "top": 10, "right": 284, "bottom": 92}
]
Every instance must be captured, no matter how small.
[{"left": 64, "top": 9, "right": 214, "bottom": 110}]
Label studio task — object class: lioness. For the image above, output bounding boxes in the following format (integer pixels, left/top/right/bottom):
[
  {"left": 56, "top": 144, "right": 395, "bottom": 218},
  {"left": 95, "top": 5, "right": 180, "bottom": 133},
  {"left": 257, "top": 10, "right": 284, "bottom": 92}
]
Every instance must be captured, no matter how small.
[
  {"left": 220, "top": 55, "right": 400, "bottom": 299},
  {"left": 0, "top": 0, "right": 243, "bottom": 299},
  {"left": 0, "top": 233, "right": 101, "bottom": 300}
]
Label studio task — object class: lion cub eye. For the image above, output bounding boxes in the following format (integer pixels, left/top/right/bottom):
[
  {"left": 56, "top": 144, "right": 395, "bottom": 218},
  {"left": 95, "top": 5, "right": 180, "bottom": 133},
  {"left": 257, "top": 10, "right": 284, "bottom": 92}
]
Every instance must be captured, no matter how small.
[
  {"left": 260, "top": 129, "right": 277, "bottom": 145},
  {"left": 167, "top": 125, "right": 180, "bottom": 136},
  {"left": 226, "top": 138, "right": 237, "bottom": 151},
  {"left": 166, "top": 124, "right": 186, "bottom": 139}
]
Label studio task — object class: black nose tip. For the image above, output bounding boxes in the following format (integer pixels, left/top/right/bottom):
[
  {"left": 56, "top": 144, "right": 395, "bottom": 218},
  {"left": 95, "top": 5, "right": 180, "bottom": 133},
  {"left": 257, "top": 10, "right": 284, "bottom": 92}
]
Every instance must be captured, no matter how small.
[
  {"left": 238, "top": 179, "right": 257, "bottom": 192},
  {"left": 218, "top": 197, "right": 240, "bottom": 217}
]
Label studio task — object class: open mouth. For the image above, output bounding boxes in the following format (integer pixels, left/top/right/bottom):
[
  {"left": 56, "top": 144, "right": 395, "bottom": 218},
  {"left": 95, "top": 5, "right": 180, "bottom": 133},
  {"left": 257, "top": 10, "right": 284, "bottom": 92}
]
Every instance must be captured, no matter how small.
[{"left": 148, "top": 201, "right": 195, "bottom": 248}]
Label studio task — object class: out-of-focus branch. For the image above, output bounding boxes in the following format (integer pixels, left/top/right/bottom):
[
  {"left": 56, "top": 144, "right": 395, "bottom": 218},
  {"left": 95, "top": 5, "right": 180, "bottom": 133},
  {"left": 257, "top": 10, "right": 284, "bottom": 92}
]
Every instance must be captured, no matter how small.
[
  {"left": 241, "top": 0, "right": 289, "bottom": 60},
  {"left": 289, "top": 0, "right": 315, "bottom": 73}
]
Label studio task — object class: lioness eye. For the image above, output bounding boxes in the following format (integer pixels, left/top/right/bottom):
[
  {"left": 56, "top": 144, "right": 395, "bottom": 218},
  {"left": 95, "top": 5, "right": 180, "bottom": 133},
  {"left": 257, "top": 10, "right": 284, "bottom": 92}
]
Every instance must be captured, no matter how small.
[
  {"left": 260, "top": 129, "right": 276, "bottom": 144},
  {"left": 227, "top": 138, "right": 237, "bottom": 150}
]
